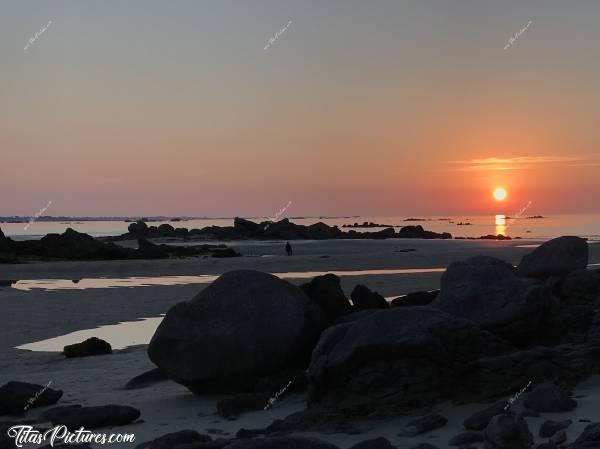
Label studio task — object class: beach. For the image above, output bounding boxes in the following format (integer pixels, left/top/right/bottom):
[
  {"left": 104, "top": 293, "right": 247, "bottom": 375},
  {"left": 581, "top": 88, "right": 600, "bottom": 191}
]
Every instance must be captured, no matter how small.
[{"left": 1, "top": 238, "right": 600, "bottom": 448}]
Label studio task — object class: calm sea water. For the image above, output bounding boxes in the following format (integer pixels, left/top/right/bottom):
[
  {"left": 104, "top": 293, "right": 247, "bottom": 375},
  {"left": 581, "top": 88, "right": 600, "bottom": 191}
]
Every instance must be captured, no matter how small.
[{"left": 2, "top": 214, "right": 600, "bottom": 241}]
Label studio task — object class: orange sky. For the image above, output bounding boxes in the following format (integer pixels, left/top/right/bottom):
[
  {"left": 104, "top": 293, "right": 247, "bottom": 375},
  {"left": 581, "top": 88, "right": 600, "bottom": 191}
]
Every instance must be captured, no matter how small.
[{"left": 2, "top": 0, "right": 599, "bottom": 216}]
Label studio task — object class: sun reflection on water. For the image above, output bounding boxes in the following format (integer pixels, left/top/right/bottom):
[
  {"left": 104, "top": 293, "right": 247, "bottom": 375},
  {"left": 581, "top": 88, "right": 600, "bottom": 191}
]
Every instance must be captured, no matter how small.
[{"left": 495, "top": 214, "right": 506, "bottom": 236}]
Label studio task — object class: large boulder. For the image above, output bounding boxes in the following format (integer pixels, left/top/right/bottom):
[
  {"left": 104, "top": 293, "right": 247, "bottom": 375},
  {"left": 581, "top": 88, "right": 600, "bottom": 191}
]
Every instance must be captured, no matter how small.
[
  {"left": 431, "top": 256, "right": 557, "bottom": 344},
  {"left": 42, "top": 404, "right": 140, "bottom": 429},
  {"left": 307, "top": 307, "right": 510, "bottom": 413},
  {"left": 300, "top": 274, "right": 352, "bottom": 322},
  {"left": 0, "top": 381, "right": 63, "bottom": 415},
  {"left": 350, "top": 285, "right": 388, "bottom": 311},
  {"left": 523, "top": 383, "right": 577, "bottom": 413},
  {"left": 135, "top": 430, "right": 211, "bottom": 449},
  {"left": 484, "top": 414, "right": 533, "bottom": 449},
  {"left": 517, "top": 236, "right": 588, "bottom": 280},
  {"left": 148, "top": 270, "right": 327, "bottom": 393},
  {"left": 128, "top": 220, "right": 149, "bottom": 237},
  {"left": 571, "top": 423, "right": 600, "bottom": 449},
  {"left": 63, "top": 337, "right": 112, "bottom": 358}
]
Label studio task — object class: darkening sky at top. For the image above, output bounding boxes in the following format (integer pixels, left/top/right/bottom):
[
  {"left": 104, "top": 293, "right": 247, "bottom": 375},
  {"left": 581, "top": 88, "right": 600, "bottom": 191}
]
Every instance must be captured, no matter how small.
[{"left": 1, "top": 0, "right": 600, "bottom": 217}]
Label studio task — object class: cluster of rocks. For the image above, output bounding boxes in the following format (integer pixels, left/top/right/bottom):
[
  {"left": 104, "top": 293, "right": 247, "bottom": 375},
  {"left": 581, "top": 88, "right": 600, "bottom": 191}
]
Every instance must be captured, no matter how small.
[
  {"left": 121, "top": 218, "right": 452, "bottom": 241},
  {"left": 144, "top": 235, "right": 599, "bottom": 448},
  {"left": 0, "top": 227, "right": 236, "bottom": 263}
]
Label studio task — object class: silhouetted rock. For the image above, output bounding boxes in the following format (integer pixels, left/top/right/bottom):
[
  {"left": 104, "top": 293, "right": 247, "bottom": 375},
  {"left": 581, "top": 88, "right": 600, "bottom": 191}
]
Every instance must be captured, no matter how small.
[
  {"left": 571, "top": 422, "right": 600, "bottom": 449},
  {"left": 398, "top": 414, "right": 448, "bottom": 436},
  {"left": 448, "top": 431, "right": 484, "bottom": 446},
  {"left": 212, "top": 248, "right": 242, "bottom": 258},
  {"left": 397, "top": 225, "right": 451, "bottom": 239},
  {"left": 124, "top": 368, "right": 168, "bottom": 390},
  {"left": 149, "top": 271, "right": 327, "bottom": 393},
  {"left": 64, "top": 337, "right": 112, "bottom": 358},
  {"left": 217, "top": 394, "right": 267, "bottom": 419},
  {"left": 517, "top": 236, "right": 588, "bottom": 280},
  {"left": 135, "top": 430, "right": 211, "bottom": 449},
  {"left": 157, "top": 223, "right": 176, "bottom": 237},
  {"left": 463, "top": 401, "right": 507, "bottom": 431},
  {"left": 300, "top": 274, "right": 352, "bottom": 322},
  {"left": 128, "top": 220, "right": 149, "bottom": 237},
  {"left": 350, "top": 285, "right": 388, "bottom": 311},
  {"left": 0, "top": 381, "right": 63, "bottom": 415},
  {"left": 391, "top": 290, "right": 438, "bottom": 308},
  {"left": 539, "top": 419, "right": 572, "bottom": 438},
  {"left": 561, "top": 269, "right": 600, "bottom": 299},
  {"left": 432, "top": 256, "right": 557, "bottom": 344},
  {"left": 484, "top": 414, "right": 533, "bottom": 449},
  {"left": 348, "top": 438, "right": 396, "bottom": 449},
  {"left": 308, "top": 307, "right": 509, "bottom": 414},
  {"left": 225, "top": 437, "right": 339, "bottom": 449},
  {"left": 523, "top": 383, "right": 577, "bottom": 413},
  {"left": 42, "top": 404, "right": 140, "bottom": 429}
]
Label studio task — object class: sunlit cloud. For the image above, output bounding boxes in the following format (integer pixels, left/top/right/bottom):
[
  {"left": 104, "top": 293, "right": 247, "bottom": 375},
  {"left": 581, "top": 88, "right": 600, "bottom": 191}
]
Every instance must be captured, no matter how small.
[{"left": 450, "top": 155, "right": 600, "bottom": 171}]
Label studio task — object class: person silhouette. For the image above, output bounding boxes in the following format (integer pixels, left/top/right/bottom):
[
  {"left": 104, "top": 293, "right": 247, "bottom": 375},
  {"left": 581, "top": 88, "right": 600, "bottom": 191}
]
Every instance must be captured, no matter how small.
[{"left": 285, "top": 242, "right": 292, "bottom": 256}]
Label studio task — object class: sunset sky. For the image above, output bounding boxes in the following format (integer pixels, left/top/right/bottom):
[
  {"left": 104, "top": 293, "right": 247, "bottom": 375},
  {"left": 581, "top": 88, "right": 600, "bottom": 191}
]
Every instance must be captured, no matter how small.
[{"left": 2, "top": 0, "right": 600, "bottom": 217}]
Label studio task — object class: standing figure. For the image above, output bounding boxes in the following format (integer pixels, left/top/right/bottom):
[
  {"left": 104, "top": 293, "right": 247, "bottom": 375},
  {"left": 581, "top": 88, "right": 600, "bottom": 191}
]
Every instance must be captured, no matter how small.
[{"left": 285, "top": 242, "right": 292, "bottom": 256}]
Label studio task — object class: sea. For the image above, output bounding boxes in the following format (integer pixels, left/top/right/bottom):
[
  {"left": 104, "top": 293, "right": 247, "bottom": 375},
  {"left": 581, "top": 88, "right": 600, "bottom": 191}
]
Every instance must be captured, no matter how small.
[{"left": 2, "top": 214, "right": 600, "bottom": 241}]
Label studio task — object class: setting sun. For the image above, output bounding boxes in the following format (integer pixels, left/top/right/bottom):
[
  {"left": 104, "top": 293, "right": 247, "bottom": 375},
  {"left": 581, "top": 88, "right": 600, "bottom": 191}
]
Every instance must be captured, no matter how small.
[{"left": 493, "top": 187, "right": 507, "bottom": 201}]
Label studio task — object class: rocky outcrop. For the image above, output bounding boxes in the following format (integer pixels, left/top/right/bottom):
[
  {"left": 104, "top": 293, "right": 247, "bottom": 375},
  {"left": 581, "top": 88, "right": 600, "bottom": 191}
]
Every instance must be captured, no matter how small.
[
  {"left": 42, "top": 404, "right": 140, "bottom": 429},
  {"left": 300, "top": 274, "right": 352, "bottom": 322},
  {"left": 64, "top": 337, "right": 112, "bottom": 358},
  {"left": 390, "top": 290, "right": 438, "bottom": 308},
  {"left": 517, "top": 236, "right": 588, "bottom": 279},
  {"left": 350, "top": 285, "right": 388, "bottom": 311},
  {"left": 0, "top": 381, "right": 63, "bottom": 415},
  {"left": 571, "top": 423, "right": 600, "bottom": 449},
  {"left": 522, "top": 383, "right": 577, "bottom": 413},
  {"left": 431, "top": 256, "right": 557, "bottom": 345},
  {"left": 398, "top": 414, "right": 448, "bottom": 436},
  {"left": 149, "top": 271, "right": 327, "bottom": 393},
  {"left": 135, "top": 430, "right": 211, "bottom": 449},
  {"left": 484, "top": 414, "right": 533, "bottom": 449},
  {"left": 225, "top": 437, "right": 340, "bottom": 449},
  {"left": 307, "top": 307, "right": 510, "bottom": 413}
]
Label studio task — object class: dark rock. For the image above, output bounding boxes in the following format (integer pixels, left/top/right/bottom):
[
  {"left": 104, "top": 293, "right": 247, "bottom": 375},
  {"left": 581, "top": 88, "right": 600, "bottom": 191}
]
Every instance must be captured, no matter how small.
[
  {"left": 135, "top": 430, "right": 211, "bottom": 449},
  {"left": 300, "top": 274, "right": 352, "bottom": 322},
  {"left": 149, "top": 271, "right": 327, "bottom": 393},
  {"left": 561, "top": 269, "right": 600, "bottom": 299},
  {"left": 124, "top": 368, "right": 168, "bottom": 390},
  {"left": 448, "top": 431, "right": 484, "bottom": 446},
  {"left": 535, "top": 443, "right": 557, "bottom": 449},
  {"left": 523, "top": 383, "right": 577, "bottom": 412},
  {"left": 42, "top": 404, "right": 140, "bottom": 429},
  {"left": 157, "top": 224, "right": 176, "bottom": 237},
  {"left": 63, "top": 337, "right": 112, "bottom": 358},
  {"left": 431, "top": 255, "right": 557, "bottom": 344},
  {"left": 517, "top": 236, "right": 588, "bottom": 280},
  {"left": 398, "top": 414, "right": 448, "bottom": 436},
  {"left": 128, "top": 220, "right": 149, "bottom": 237},
  {"left": 539, "top": 419, "right": 572, "bottom": 438},
  {"left": 398, "top": 225, "right": 451, "bottom": 239},
  {"left": 137, "top": 239, "right": 170, "bottom": 259},
  {"left": 234, "top": 218, "right": 262, "bottom": 233},
  {"left": 571, "top": 422, "right": 600, "bottom": 449},
  {"left": 223, "top": 436, "right": 339, "bottom": 449},
  {"left": 212, "top": 249, "right": 242, "bottom": 258},
  {"left": 407, "top": 445, "right": 440, "bottom": 449},
  {"left": 217, "top": 394, "right": 267, "bottom": 419},
  {"left": 0, "top": 381, "right": 63, "bottom": 415},
  {"left": 390, "top": 290, "right": 438, "bottom": 308},
  {"left": 463, "top": 401, "right": 507, "bottom": 430},
  {"left": 308, "top": 307, "right": 509, "bottom": 414},
  {"left": 549, "top": 430, "right": 566, "bottom": 445},
  {"left": 350, "top": 285, "right": 388, "bottom": 311},
  {"left": 347, "top": 437, "right": 396, "bottom": 449},
  {"left": 484, "top": 414, "right": 533, "bottom": 449}
]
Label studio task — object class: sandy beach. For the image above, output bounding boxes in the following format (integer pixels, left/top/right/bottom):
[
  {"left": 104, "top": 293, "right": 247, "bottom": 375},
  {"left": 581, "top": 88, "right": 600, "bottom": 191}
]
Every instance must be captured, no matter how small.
[{"left": 1, "top": 238, "right": 600, "bottom": 448}]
